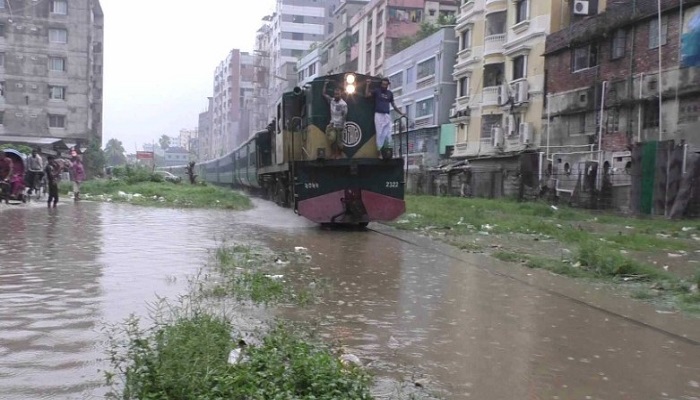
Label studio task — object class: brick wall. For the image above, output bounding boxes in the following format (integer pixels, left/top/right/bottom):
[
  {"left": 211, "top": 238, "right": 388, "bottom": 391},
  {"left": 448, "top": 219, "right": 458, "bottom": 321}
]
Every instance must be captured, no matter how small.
[{"left": 546, "top": 1, "right": 692, "bottom": 96}]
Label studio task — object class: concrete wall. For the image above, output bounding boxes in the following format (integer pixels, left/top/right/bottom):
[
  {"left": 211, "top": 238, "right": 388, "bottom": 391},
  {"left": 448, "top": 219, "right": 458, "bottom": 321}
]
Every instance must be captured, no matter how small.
[{"left": 0, "top": 0, "right": 103, "bottom": 146}]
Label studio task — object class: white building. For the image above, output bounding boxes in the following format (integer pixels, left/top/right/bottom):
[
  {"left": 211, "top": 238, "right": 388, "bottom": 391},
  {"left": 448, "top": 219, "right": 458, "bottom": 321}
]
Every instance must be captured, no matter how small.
[{"left": 296, "top": 48, "right": 321, "bottom": 87}]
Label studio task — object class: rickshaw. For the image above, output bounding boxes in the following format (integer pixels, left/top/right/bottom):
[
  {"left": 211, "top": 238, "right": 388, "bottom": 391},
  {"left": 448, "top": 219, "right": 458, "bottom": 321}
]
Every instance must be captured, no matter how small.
[{"left": 0, "top": 149, "right": 27, "bottom": 204}]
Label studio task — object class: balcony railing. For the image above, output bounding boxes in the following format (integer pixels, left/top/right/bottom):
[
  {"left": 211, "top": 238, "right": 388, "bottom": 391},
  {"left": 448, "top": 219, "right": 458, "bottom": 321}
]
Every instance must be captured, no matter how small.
[
  {"left": 484, "top": 33, "right": 506, "bottom": 55},
  {"left": 482, "top": 86, "right": 502, "bottom": 106}
]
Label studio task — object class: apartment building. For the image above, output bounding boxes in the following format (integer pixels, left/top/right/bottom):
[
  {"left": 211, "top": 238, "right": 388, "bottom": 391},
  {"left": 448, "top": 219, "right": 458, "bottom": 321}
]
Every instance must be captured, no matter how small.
[
  {"left": 297, "top": 48, "right": 320, "bottom": 87},
  {"left": 349, "top": 0, "right": 458, "bottom": 77},
  {"left": 197, "top": 97, "right": 213, "bottom": 161},
  {"left": 252, "top": 22, "right": 273, "bottom": 133},
  {"left": 319, "top": 0, "right": 369, "bottom": 76},
  {"left": 543, "top": 0, "right": 700, "bottom": 208},
  {"left": 0, "top": 0, "right": 104, "bottom": 151},
  {"left": 450, "top": 0, "right": 567, "bottom": 168},
  {"left": 384, "top": 27, "right": 458, "bottom": 170},
  {"left": 263, "top": 0, "right": 339, "bottom": 122},
  {"left": 211, "top": 49, "right": 255, "bottom": 157}
]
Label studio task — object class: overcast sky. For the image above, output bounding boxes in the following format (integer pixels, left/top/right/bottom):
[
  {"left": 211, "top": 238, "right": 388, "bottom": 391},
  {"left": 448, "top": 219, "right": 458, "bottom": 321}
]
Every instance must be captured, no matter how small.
[{"left": 101, "top": 0, "right": 275, "bottom": 152}]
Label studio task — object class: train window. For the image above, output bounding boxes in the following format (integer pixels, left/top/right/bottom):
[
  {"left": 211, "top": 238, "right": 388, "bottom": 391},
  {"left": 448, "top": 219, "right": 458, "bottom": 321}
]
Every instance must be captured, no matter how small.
[{"left": 277, "top": 104, "right": 282, "bottom": 134}]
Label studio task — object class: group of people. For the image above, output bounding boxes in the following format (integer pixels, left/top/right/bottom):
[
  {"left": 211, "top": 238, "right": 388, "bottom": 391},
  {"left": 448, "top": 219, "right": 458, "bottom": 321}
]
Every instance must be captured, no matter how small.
[
  {"left": 322, "top": 76, "right": 405, "bottom": 160},
  {"left": 0, "top": 147, "right": 86, "bottom": 207}
]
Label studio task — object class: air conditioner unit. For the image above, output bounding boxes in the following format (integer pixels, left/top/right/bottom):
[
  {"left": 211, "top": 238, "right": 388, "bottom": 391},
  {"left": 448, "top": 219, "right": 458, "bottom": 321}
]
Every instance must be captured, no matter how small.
[
  {"left": 492, "top": 127, "right": 504, "bottom": 147},
  {"left": 519, "top": 122, "right": 534, "bottom": 144},
  {"left": 573, "top": 0, "right": 590, "bottom": 15},
  {"left": 516, "top": 80, "right": 529, "bottom": 103},
  {"left": 507, "top": 115, "right": 516, "bottom": 136}
]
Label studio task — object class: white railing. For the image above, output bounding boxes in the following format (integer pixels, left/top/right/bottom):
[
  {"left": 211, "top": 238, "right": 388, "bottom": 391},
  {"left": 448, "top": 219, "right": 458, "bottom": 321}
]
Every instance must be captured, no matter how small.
[
  {"left": 484, "top": 33, "right": 506, "bottom": 55},
  {"left": 482, "top": 86, "right": 502, "bottom": 106}
]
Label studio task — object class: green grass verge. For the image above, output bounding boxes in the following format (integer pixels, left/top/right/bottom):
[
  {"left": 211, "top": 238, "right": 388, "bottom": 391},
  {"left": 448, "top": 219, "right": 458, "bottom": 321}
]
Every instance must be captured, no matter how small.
[
  {"left": 61, "top": 179, "right": 252, "bottom": 210},
  {"left": 396, "top": 196, "right": 700, "bottom": 313}
]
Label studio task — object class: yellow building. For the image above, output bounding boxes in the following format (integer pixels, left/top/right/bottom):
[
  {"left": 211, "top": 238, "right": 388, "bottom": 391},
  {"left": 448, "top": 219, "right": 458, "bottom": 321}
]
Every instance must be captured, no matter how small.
[{"left": 450, "top": 0, "right": 569, "bottom": 160}]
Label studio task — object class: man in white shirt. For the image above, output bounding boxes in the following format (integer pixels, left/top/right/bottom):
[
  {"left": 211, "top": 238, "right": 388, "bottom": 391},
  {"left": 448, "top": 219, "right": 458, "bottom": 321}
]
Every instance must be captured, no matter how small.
[
  {"left": 323, "top": 81, "right": 348, "bottom": 159},
  {"left": 26, "top": 148, "right": 45, "bottom": 196}
]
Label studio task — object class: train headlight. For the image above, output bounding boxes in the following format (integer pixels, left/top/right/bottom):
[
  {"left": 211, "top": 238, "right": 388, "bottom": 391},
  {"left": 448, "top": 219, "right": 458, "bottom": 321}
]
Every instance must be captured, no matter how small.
[
  {"left": 345, "top": 74, "right": 356, "bottom": 84},
  {"left": 345, "top": 84, "right": 356, "bottom": 94}
]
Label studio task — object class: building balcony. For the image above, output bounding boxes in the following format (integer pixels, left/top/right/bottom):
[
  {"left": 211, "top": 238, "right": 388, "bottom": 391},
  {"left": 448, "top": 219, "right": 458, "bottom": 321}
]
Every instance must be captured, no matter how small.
[
  {"left": 457, "top": 0, "right": 483, "bottom": 27},
  {"left": 484, "top": 33, "right": 506, "bottom": 55},
  {"left": 482, "top": 86, "right": 503, "bottom": 106}
]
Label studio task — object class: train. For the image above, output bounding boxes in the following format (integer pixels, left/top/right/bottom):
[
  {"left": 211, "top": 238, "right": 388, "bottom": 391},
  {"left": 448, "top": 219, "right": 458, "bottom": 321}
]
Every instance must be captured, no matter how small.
[{"left": 169, "top": 72, "right": 407, "bottom": 226}]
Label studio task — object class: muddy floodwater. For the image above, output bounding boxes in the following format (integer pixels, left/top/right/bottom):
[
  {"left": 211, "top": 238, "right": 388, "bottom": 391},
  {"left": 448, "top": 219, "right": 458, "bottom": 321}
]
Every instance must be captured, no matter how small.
[{"left": 1, "top": 200, "right": 700, "bottom": 399}]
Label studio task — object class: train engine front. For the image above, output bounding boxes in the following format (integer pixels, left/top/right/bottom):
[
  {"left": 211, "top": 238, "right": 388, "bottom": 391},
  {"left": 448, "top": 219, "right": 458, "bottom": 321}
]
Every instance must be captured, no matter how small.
[{"left": 265, "top": 73, "right": 406, "bottom": 225}]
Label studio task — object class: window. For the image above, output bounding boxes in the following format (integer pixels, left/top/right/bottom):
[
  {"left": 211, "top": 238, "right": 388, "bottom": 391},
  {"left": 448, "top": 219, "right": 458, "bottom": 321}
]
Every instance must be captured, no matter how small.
[
  {"left": 50, "top": 0, "right": 67, "bottom": 15},
  {"left": 292, "top": 15, "right": 305, "bottom": 23},
  {"left": 515, "top": 0, "right": 529, "bottom": 24},
  {"left": 389, "top": 71, "right": 403, "bottom": 88},
  {"left": 308, "top": 63, "right": 315, "bottom": 75},
  {"left": 49, "top": 114, "right": 66, "bottom": 128},
  {"left": 0, "top": 111, "right": 4, "bottom": 125},
  {"left": 643, "top": 101, "right": 660, "bottom": 128},
  {"left": 459, "top": 76, "right": 469, "bottom": 97},
  {"left": 377, "top": 9, "right": 384, "bottom": 28},
  {"left": 0, "top": 24, "right": 5, "bottom": 37},
  {"left": 512, "top": 55, "right": 526, "bottom": 80},
  {"left": 49, "top": 86, "right": 65, "bottom": 100},
  {"left": 611, "top": 29, "right": 626, "bottom": 59},
  {"left": 367, "top": 18, "right": 373, "bottom": 35},
  {"left": 572, "top": 44, "right": 598, "bottom": 71},
  {"left": 292, "top": 32, "right": 303, "bottom": 40},
  {"left": 460, "top": 29, "right": 471, "bottom": 51},
  {"left": 49, "top": 57, "right": 66, "bottom": 71},
  {"left": 406, "top": 66, "right": 415, "bottom": 83},
  {"left": 415, "top": 98, "right": 434, "bottom": 118},
  {"left": 417, "top": 57, "right": 436, "bottom": 80},
  {"left": 291, "top": 49, "right": 303, "bottom": 58},
  {"left": 577, "top": 113, "right": 586, "bottom": 134},
  {"left": 375, "top": 42, "right": 382, "bottom": 61},
  {"left": 49, "top": 28, "right": 68, "bottom": 43},
  {"left": 649, "top": 16, "right": 668, "bottom": 49},
  {"left": 0, "top": 52, "right": 4, "bottom": 68},
  {"left": 0, "top": 81, "right": 4, "bottom": 97}
]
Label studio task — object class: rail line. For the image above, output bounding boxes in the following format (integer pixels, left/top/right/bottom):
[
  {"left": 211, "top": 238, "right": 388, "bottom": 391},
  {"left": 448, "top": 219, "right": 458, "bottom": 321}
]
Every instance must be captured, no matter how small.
[{"left": 366, "top": 226, "right": 700, "bottom": 347}]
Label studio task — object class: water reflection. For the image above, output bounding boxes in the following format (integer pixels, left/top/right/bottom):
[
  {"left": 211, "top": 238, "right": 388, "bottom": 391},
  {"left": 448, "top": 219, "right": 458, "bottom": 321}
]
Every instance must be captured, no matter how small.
[
  {"left": 0, "top": 204, "right": 104, "bottom": 399},
  {"left": 270, "top": 228, "right": 700, "bottom": 399}
]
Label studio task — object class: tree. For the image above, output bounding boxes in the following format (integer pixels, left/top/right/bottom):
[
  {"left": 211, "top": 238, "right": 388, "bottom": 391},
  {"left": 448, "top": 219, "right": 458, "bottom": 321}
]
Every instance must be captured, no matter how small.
[
  {"left": 84, "top": 140, "right": 106, "bottom": 178},
  {"left": 103, "top": 138, "right": 127, "bottom": 166},
  {"left": 159, "top": 135, "right": 171, "bottom": 150}
]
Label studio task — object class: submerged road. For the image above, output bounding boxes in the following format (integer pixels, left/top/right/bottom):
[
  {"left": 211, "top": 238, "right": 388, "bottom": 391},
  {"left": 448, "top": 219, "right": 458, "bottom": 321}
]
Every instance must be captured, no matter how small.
[{"left": 0, "top": 199, "right": 699, "bottom": 399}]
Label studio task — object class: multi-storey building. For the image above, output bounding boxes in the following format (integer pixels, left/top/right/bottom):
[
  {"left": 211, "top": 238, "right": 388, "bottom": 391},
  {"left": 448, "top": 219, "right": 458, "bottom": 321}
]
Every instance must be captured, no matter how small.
[
  {"left": 252, "top": 21, "right": 273, "bottom": 132},
  {"left": 178, "top": 129, "right": 197, "bottom": 152},
  {"left": 296, "top": 48, "right": 320, "bottom": 87},
  {"left": 0, "top": 0, "right": 104, "bottom": 151},
  {"left": 349, "top": 0, "right": 458, "bottom": 77},
  {"left": 211, "top": 49, "right": 255, "bottom": 157},
  {"left": 384, "top": 27, "right": 458, "bottom": 171},
  {"left": 450, "top": 0, "right": 567, "bottom": 167},
  {"left": 319, "top": 0, "right": 370, "bottom": 76},
  {"left": 543, "top": 0, "right": 700, "bottom": 209},
  {"left": 264, "top": 0, "right": 339, "bottom": 121},
  {"left": 197, "top": 97, "right": 213, "bottom": 161}
]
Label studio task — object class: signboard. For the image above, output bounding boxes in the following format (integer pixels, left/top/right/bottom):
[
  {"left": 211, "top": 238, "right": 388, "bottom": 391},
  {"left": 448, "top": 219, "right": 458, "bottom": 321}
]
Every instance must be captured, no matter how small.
[
  {"left": 136, "top": 151, "right": 154, "bottom": 160},
  {"left": 682, "top": 6, "right": 700, "bottom": 67}
]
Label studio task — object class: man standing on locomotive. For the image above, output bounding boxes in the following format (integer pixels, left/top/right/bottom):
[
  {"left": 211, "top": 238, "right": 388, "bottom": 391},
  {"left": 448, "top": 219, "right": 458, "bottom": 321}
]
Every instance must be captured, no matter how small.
[
  {"left": 322, "top": 81, "right": 348, "bottom": 159},
  {"left": 365, "top": 77, "right": 404, "bottom": 159}
]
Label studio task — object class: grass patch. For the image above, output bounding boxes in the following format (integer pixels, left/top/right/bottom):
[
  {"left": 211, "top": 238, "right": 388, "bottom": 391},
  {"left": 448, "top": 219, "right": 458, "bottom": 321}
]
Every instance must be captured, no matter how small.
[
  {"left": 395, "top": 196, "right": 700, "bottom": 313},
  {"left": 204, "top": 244, "right": 318, "bottom": 306},
  {"left": 106, "top": 243, "right": 369, "bottom": 399},
  {"left": 107, "top": 314, "right": 373, "bottom": 400},
  {"left": 62, "top": 179, "right": 251, "bottom": 210}
]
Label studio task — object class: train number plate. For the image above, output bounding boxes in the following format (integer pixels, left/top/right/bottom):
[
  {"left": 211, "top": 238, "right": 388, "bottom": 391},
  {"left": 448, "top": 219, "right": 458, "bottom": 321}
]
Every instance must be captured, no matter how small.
[
  {"left": 386, "top": 181, "right": 399, "bottom": 188},
  {"left": 304, "top": 182, "right": 319, "bottom": 189}
]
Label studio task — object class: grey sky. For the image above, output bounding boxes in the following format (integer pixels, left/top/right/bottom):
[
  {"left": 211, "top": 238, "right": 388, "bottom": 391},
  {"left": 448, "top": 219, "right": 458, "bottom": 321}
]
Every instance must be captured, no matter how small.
[{"left": 101, "top": 0, "right": 275, "bottom": 152}]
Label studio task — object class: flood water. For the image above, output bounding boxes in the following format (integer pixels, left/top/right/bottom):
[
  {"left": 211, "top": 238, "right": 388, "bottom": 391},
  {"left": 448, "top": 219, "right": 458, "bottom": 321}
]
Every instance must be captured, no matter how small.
[{"left": 1, "top": 200, "right": 699, "bottom": 399}]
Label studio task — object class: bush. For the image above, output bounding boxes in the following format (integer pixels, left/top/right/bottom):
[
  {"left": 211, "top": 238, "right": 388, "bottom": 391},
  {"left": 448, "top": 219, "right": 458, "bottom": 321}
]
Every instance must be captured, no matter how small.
[{"left": 112, "top": 165, "right": 163, "bottom": 184}]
